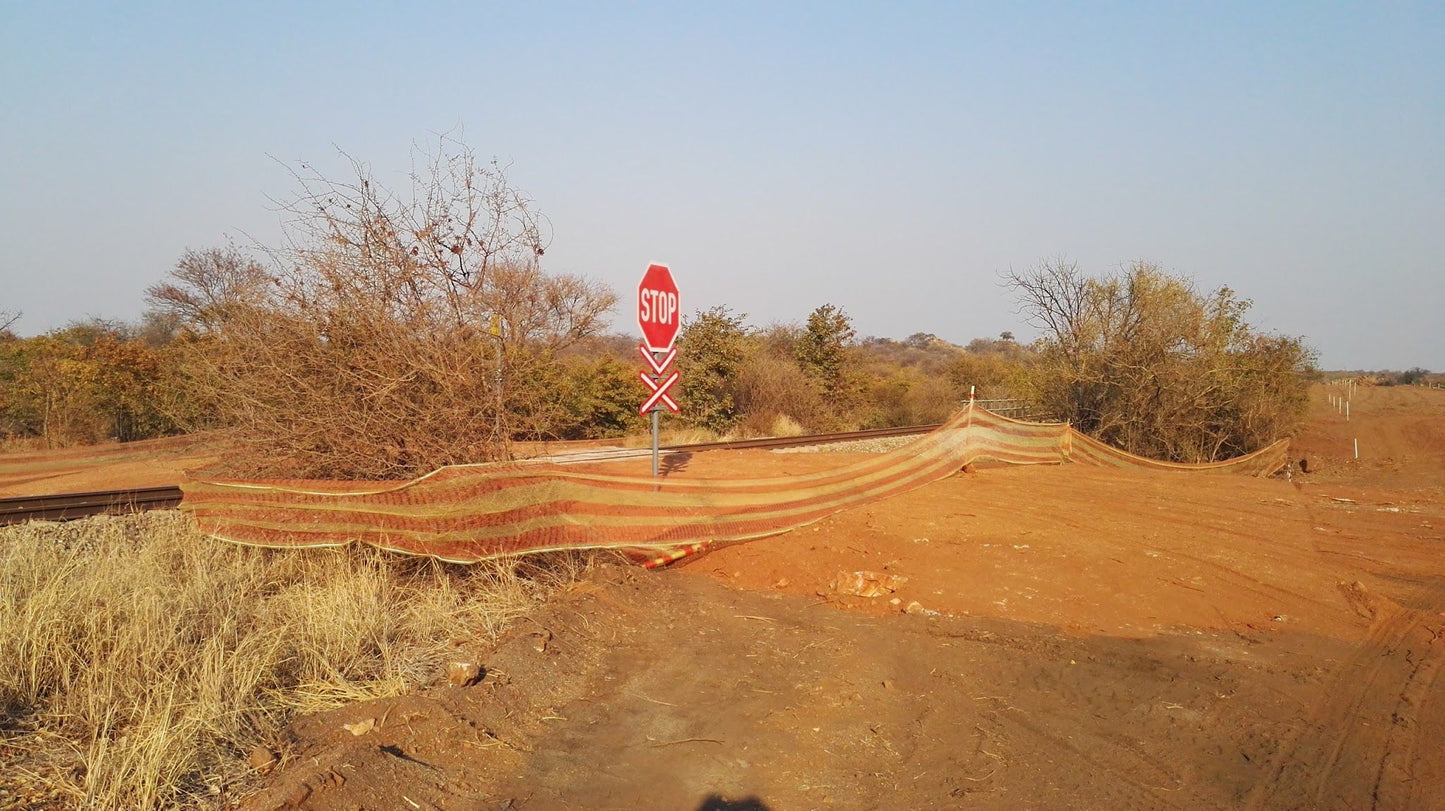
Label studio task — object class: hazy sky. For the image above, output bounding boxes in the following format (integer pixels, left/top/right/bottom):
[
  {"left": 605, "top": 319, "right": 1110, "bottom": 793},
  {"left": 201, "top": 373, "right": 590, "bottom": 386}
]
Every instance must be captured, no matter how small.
[{"left": 2, "top": 2, "right": 1440, "bottom": 369}]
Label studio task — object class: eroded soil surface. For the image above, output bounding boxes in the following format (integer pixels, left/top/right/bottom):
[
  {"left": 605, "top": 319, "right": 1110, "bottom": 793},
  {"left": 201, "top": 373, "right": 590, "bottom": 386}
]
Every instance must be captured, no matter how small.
[{"left": 9, "top": 385, "right": 1445, "bottom": 809}]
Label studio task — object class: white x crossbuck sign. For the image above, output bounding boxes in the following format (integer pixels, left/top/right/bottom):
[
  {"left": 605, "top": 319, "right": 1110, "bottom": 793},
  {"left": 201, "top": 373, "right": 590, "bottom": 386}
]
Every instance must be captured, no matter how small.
[{"left": 638, "top": 370, "right": 680, "bottom": 415}]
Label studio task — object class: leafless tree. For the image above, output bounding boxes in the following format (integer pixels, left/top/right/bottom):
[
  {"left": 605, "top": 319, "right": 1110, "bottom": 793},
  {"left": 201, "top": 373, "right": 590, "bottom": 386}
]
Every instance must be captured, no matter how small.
[
  {"left": 146, "top": 247, "right": 273, "bottom": 334},
  {"left": 164, "top": 136, "right": 616, "bottom": 478}
]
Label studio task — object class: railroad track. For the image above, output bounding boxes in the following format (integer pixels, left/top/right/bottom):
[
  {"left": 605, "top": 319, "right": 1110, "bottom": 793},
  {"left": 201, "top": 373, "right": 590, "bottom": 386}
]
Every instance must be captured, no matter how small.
[
  {"left": 0, "top": 424, "right": 943, "bottom": 526},
  {"left": 544, "top": 423, "right": 943, "bottom": 464},
  {"left": 0, "top": 486, "right": 184, "bottom": 525},
  {"left": 670, "top": 423, "right": 939, "bottom": 452}
]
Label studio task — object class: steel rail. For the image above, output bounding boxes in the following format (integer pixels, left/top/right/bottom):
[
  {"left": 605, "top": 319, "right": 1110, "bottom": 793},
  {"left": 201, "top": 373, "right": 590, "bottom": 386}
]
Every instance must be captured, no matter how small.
[
  {"left": 0, "top": 486, "right": 184, "bottom": 526},
  {"left": 0, "top": 423, "right": 946, "bottom": 526},
  {"left": 665, "top": 423, "right": 941, "bottom": 453}
]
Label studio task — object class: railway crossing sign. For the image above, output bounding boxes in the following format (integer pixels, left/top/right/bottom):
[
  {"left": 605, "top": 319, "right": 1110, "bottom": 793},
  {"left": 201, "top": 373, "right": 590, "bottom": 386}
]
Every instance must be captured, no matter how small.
[
  {"left": 638, "top": 343, "right": 680, "bottom": 415},
  {"left": 639, "top": 343, "right": 677, "bottom": 376},
  {"left": 637, "top": 263, "right": 681, "bottom": 353},
  {"left": 638, "top": 263, "right": 682, "bottom": 477},
  {"left": 638, "top": 366, "right": 680, "bottom": 415}
]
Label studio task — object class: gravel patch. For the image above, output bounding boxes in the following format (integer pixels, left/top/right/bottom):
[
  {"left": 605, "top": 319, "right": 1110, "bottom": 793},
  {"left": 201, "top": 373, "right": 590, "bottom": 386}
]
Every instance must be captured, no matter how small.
[{"left": 772, "top": 436, "right": 918, "bottom": 454}]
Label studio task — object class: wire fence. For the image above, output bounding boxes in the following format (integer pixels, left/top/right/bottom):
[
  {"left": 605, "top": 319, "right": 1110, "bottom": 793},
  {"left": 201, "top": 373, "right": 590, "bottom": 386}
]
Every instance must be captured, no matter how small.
[{"left": 970, "top": 398, "right": 1045, "bottom": 421}]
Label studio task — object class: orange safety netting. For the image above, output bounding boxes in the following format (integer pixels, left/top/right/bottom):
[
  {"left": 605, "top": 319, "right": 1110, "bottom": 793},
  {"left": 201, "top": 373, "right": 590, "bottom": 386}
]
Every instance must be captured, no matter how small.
[{"left": 180, "top": 404, "right": 1289, "bottom": 566}]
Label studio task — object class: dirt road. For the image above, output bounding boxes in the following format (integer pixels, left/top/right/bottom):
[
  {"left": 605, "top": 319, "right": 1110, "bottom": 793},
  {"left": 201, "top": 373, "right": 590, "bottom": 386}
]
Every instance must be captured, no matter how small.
[
  {"left": 223, "top": 385, "right": 1445, "bottom": 810},
  {"left": 7, "top": 385, "right": 1443, "bottom": 808}
]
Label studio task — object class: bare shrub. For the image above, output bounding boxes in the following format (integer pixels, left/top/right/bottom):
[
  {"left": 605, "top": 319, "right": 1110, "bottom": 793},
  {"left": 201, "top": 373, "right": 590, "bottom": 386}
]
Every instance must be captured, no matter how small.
[
  {"left": 1005, "top": 259, "right": 1315, "bottom": 461},
  {"left": 146, "top": 247, "right": 272, "bottom": 335},
  {"left": 733, "top": 350, "right": 826, "bottom": 435},
  {"left": 0, "top": 512, "right": 588, "bottom": 809},
  {"left": 156, "top": 136, "right": 615, "bottom": 477}
]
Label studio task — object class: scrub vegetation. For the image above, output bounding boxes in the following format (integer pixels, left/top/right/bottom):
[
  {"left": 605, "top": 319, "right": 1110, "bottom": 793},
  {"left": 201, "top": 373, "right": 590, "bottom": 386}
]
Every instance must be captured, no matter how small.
[
  {"left": 1, "top": 139, "right": 1322, "bottom": 472},
  {"left": 0, "top": 511, "right": 590, "bottom": 809},
  {"left": 1005, "top": 259, "right": 1317, "bottom": 462}
]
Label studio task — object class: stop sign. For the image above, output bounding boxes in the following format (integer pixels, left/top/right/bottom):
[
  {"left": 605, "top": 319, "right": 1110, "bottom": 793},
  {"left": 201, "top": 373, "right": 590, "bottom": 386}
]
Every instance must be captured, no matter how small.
[{"left": 637, "top": 263, "right": 681, "bottom": 352}]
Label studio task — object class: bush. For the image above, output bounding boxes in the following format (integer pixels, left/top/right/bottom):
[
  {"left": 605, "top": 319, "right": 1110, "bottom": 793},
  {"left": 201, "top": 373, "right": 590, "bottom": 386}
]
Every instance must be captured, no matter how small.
[
  {"left": 553, "top": 353, "right": 645, "bottom": 439},
  {"left": 944, "top": 351, "right": 1021, "bottom": 401},
  {"left": 795, "top": 304, "right": 862, "bottom": 421},
  {"left": 1005, "top": 259, "right": 1315, "bottom": 461},
  {"left": 863, "top": 366, "right": 963, "bottom": 427},
  {"left": 732, "top": 349, "right": 826, "bottom": 435},
  {"left": 0, "top": 324, "right": 185, "bottom": 447},
  {"left": 152, "top": 137, "right": 615, "bottom": 478},
  {"left": 675, "top": 306, "right": 750, "bottom": 434},
  {"left": 1399, "top": 367, "right": 1430, "bottom": 386}
]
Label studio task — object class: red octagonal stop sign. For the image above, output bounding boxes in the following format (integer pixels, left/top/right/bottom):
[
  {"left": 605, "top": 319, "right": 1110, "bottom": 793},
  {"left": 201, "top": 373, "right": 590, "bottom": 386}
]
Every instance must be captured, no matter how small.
[{"left": 637, "top": 263, "right": 681, "bottom": 353}]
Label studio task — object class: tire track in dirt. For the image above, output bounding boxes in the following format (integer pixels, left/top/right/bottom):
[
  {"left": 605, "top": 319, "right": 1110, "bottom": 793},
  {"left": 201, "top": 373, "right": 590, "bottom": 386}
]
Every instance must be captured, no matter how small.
[
  {"left": 932, "top": 622, "right": 1238, "bottom": 810},
  {"left": 984, "top": 704, "right": 1207, "bottom": 810},
  {"left": 1245, "top": 582, "right": 1445, "bottom": 810},
  {"left": 1152, "top": 546, "right": 1337, "bottom": 612}
]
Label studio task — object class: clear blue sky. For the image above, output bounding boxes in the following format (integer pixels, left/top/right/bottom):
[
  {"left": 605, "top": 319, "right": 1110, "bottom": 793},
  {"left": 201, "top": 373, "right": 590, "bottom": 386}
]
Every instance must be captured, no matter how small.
[{"left": 2, "top": 2, "right": 1440, "bottom": 369}]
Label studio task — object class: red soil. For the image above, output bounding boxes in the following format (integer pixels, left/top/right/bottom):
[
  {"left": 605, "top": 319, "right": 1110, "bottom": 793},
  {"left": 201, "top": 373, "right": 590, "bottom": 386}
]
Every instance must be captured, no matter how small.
[{"left": 7, "top": 384, "right": 1445, "bottom": 808}]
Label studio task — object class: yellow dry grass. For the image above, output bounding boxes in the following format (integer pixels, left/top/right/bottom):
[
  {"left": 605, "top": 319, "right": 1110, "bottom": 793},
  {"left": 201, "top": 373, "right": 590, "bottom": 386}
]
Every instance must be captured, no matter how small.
[
  {"left": 0, "top": 511, "right": 589, "bottom": 809},
  {"left": 767, "top": 414, "right": 806, "bottom": 438},
  {"left": 619, "top": 425, "right": 726, "bottom": 448}
]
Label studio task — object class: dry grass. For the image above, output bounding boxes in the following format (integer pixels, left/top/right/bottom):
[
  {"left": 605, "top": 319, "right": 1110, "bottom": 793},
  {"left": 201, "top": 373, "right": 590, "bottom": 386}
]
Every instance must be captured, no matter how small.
[
  {"left": 0, "top": 435, "right": 46, "bottom": 454},
  {"left": 0, "top": 511, "right": 589, "bottom": 809},
  {"left": 767, "top": 414, "right": 806, "bottom": 437},
  {"left": 618, "top": 425, "right": 733, "bottom": 449}
]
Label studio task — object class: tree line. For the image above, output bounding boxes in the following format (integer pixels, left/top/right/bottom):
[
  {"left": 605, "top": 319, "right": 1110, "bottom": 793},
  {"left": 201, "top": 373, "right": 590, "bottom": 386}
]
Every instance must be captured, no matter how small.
[{"left": 2, "top": 138, "right": 1321, "bottom": 476}]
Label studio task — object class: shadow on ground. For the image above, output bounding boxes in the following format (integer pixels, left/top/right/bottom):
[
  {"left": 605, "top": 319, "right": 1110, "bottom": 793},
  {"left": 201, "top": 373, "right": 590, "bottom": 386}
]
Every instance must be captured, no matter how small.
[{"left": 235, "top": 561, "right": 1442, "bottom": 810}]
